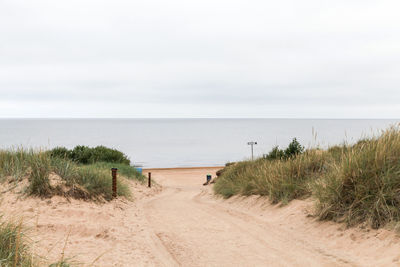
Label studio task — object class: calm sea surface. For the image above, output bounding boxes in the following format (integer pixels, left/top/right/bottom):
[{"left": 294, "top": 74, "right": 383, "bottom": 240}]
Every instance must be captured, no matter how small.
[{"left": 0, "top": 119, "right": 399, "bottom": 168}]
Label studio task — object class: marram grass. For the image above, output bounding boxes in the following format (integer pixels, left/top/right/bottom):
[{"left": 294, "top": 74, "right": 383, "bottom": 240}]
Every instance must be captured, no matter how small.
[
  {"left": 0, "top": 149, "right": 143, "bottom": 201},
  {"left": 215, "top": 126, "right": 400, "bottom": 228},
  {"left": 0, "top": 216, "right": 75, "bottom": 266},
  {"left": 313, "top": 126, "right": 400, "bottom": 228},
  {"left": 0, "top": 217, "right": 33, "bottom": 267},
  {"left": 214, "top": 149, "right": 331, "bottom": 204}
]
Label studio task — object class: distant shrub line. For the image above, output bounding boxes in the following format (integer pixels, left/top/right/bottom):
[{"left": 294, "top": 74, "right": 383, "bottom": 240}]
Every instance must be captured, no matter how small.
[
  {"left": 264, "top": 138, "right": 305, "bottom": 160},
  {"left": 214, "top": 126, "right": 400, "bottom": 229},
  {"left": 49, "top": 145, "right": 130, "bottom": 165}
]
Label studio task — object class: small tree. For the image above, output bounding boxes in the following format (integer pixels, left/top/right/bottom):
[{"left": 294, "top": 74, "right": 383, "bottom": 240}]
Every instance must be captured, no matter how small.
[
  {"left": 264, "top": 138, "right": 304, "bottom": 161},
  {"left": 284, "top": 138, "right": 304, "bottom": 159}
]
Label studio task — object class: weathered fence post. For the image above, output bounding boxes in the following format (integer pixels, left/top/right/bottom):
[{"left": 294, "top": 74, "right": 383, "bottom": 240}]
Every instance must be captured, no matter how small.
[
  {"left": 148, "top": 172, "right": 151, "bottom": 188},
  {"left": 111, "top": 168, "right": 118, "bottom": 198}
]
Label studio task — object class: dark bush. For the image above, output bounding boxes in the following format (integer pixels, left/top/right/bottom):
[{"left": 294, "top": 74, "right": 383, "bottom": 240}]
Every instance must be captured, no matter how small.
[
  {"left": 49, "top": 146, "right": 71, "bottom": 159},
  {"left": 70, "top": 145, "right": 93, "bottom": 164},
  {"left": 284, "top": 138, "right": 304, "bottom": 159},
  {"left": 49, "top": 145, "right": 131, "bottom": 165},
  {"left": 264, "top": 138, "right": 304, "bottom": 161},
  {"left": 90, "top": 146, "right": 130, "bottom": 165},
  {"left": 264, "top": 146, "right": 285, "bottom": 160}
]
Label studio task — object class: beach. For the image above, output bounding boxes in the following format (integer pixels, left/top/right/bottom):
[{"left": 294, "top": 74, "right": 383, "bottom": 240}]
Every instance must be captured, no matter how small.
[
  {"left": 1, "top": 166, "right": 399, "bottom": 266},
  {"left": 2, "top": 0, "right": 400, "bottom": 265}
]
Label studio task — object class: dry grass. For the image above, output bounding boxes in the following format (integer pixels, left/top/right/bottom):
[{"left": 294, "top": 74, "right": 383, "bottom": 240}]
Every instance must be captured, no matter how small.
[
  {"left": 0, "top": 149, "right": 142, "bottom": 201},
  {"left": 0, "top": 148, "right": 143, "bottom": 265},
  {"left": 214, "top": 149, "right": 331, "bottom": 204},
  {"left": 313, "top": 126, "right": 400, "bottom": 228},
  {"left": 0, "top": 217, "right": 33, "bottom": 267},
  {"left": 215, "top": 125, "right": 400, "bottom": 228}
]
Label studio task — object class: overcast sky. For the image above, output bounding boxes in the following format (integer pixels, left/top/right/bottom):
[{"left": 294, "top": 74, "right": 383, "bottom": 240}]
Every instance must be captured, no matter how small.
[{"left": 0, "top": 0, "right": 399, "bottom": 118}]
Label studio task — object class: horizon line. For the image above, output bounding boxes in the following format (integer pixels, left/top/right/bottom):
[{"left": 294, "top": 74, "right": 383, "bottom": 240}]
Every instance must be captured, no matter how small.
[{"left": 0, "top": 117, "right": 399, "bottom": 120}]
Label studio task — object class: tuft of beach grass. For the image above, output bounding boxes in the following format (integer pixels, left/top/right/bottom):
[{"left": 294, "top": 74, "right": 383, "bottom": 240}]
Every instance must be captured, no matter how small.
[{"left": 214, "top": 125, "right": 400, "bottom": 229}]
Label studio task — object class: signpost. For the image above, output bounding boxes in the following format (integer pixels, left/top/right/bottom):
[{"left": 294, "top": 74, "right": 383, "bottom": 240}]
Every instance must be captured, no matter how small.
[{"left": 247, "top": 141, "right": 257, "bottom": 160}]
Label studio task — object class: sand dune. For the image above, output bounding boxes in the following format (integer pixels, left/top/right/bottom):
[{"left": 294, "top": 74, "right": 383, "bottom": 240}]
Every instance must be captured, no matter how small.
[{"left": 1, "top": 167, "right": 400, "bottom": 266}]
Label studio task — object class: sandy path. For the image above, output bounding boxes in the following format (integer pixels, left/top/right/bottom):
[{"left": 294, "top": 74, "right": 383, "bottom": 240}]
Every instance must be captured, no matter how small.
[
  {"left": 142, "top": 168, "right": 400, "bottom": 267},
  {"left": 143, "top": 168, "right": 349, "bottom": 266},
  {"left": 1, "top": 167, "right": 400, "bottom": 266}
]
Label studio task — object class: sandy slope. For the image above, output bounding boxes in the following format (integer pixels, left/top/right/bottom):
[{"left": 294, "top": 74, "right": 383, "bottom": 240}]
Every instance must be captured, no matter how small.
[
  {"left": 0, "top": 178, "right": 164, "bottom": 266},
  {"left": 1, "top": 167, "right": 400, "bottom": 266},
  {"left": 143, "top": 168, "right": 400, "bottom": 267}
]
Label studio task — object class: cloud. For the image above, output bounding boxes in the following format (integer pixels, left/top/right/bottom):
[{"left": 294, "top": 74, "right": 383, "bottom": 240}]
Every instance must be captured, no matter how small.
[{"left": 0, "top": 0, "right": 400, "bottom": 118}]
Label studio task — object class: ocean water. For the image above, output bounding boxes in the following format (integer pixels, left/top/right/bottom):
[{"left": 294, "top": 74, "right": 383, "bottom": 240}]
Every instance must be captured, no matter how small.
[{"left": 0, "top": 119, "right": 399, "bottom": 168}]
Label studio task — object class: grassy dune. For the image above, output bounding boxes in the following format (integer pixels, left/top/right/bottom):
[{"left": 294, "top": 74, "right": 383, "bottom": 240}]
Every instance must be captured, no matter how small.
[
  {"left": 214, "top": 126, "right": 400, "bottom": 229},
  {"left": 0, "top": 147, "right": 144, "bottom": 201},
  {"left": 0, "top": 146, "right": 143, "bottom": 265},
  {"left": 314, "top": 128, "right": 400, "bottom": 228},
  {"left": 214, "top": 149, "right": 331, "bottom": 204}
]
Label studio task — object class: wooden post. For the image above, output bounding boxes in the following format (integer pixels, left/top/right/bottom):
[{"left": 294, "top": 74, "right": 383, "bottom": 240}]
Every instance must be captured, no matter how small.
[
  {"left": 111, "top": 168, "right": 118, "bottom": 198},
  {"left": 148, "top": 172, "right": 151, "bottom": 188}
]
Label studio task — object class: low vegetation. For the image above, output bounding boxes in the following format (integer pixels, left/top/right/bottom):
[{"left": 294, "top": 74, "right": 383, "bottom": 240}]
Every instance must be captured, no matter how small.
[
  {"left": 49, "top": 145, "right": 131, "bottom": 165},
  {"left": 264, "top": 138, "right": 305, "bottom": 160},
  {"left": 313, "top": 128, "right": 400, "bottom": 228},
  {"left": 89, "top": 162, "right": 145, "bottom": 182},
  {"left": 0, "top": 216, "right": 75, "bottom": 266},
  {"left": 214, "top": 149, "right": 330, "bottom": 204},
  {"left": 215, "top": 126, "right": 400, "bottom": 229},
  {"left": 0, "top": 146, "right": 143, "bottom": 264},
  {"left": 0, "top": 218, "right": 33, "bottom": 267},
  {"left": 0, "top": 146, "right": 143, "bottom": 201}
]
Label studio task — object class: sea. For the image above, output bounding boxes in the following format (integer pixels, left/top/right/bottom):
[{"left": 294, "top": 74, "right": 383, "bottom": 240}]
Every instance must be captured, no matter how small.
[{"left": 0, "top": 119, "right": 399, "bottom": 168}]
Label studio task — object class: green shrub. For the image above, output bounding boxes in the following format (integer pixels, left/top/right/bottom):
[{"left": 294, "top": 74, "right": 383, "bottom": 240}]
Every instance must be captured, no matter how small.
[
  {"left": 284, "top": 138, "right": 304, "bottom": 159},
  {"left": 49, "top": 147, "right": 71, "bottom": 159},
  {"left": 264, "top": 146, "right": 285, "bottom": 160},
  {"left": 264, "top": 138, "right": 304, "bottom": 161},
  {"left": 49, "top": 146, "right": 131, "bottom": 165},
  {"left": 69, "top": 145, "right": 93, "bottom": 164},
  {"left": 90, "top": 146, "right": 130, "bottom": 165}
]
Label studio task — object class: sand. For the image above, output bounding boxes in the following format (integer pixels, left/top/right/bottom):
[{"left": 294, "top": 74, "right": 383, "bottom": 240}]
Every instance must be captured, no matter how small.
[{"left": 1, "top": 167, "right": 400, "bottom": 266}]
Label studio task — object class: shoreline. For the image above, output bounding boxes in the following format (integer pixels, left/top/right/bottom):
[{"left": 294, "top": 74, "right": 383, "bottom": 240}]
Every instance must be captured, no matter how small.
[{"left": 143, "top": 166, "right": 224, "bottom": 171}]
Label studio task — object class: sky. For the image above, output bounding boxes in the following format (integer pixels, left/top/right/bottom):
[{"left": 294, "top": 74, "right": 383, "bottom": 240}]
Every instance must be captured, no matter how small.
[{"left": 0, "top": 0, "right": 400, "bottom": 118}]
